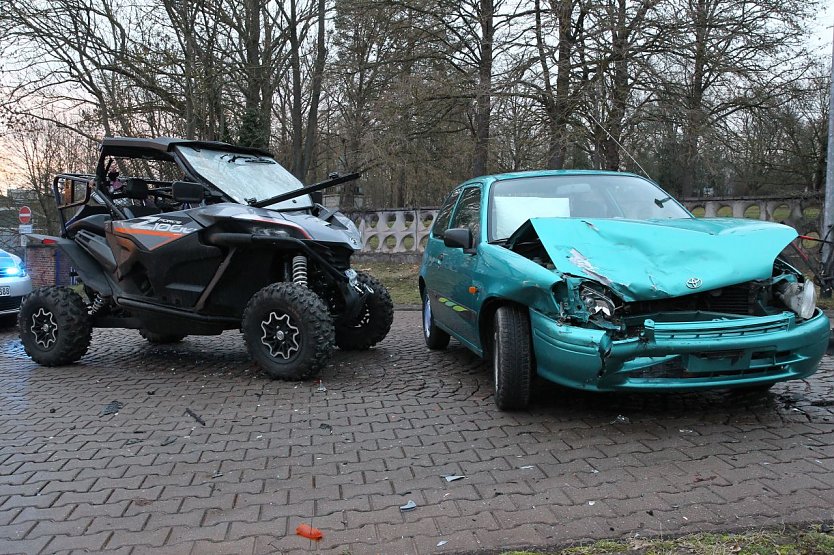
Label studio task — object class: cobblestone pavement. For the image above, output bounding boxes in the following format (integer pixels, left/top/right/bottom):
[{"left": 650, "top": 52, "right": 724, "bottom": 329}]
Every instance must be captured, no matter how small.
[{"left": 1, "top": 311, "right": 833, "bottom": 555}]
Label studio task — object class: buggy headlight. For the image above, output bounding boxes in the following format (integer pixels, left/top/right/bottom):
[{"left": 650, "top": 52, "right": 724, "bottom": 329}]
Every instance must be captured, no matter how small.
[{"left": 777, "top": 281, "right": 816, "bottom": 320}]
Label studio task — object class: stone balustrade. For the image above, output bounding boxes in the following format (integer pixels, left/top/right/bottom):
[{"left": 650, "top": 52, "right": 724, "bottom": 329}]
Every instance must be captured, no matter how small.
[{"left": 348, "top": 194, "right": 824, "bottom": 254}]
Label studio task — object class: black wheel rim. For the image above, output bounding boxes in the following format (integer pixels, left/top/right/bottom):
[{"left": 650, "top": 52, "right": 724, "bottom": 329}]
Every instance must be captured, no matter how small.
[
  {"left": 259, "top": 310, "right": 301, "bottom": 361},
  {"left": 31, "top": 307, "right": 58, "bottom": 350}
]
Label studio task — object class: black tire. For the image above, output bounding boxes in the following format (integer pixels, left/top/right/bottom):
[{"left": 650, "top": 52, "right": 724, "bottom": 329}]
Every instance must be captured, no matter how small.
[
  {"left": 421, "top": 291, "right": 450, "bottom": 350},
  {"left": 335, "top": 272, "right": 394, "bottom": 350},
  {"left": 19, "top": 287, "right": 92, "bottom": 366},
  {"left": 139, "top": 329, "right": 187, "bottom": 344},
  {"left": 493, "top": 304, "right": 533, "bottom": 410},
  {"left": 242, "top": 282, "right": 334, "bottom": 380}
]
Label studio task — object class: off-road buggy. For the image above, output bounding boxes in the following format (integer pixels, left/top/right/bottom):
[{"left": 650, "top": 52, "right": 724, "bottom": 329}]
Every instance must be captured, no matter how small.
[{"left": 19, "top": 137, "right": 393, "bottom": 379}]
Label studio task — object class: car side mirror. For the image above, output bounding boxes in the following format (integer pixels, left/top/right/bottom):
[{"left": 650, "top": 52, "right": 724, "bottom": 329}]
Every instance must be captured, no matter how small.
[
  {"left": 172, "top": 181, "right": 207, "bottom": 203},
  {"left": 444, "top": 227, "right": 473, "bottom": 250}
]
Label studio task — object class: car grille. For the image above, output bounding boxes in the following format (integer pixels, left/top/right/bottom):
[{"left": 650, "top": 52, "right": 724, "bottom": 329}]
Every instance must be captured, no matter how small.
[
  {"left": 628, "top": 356, "right": 787, "bottom": 380},
  {"left": 624, "top": 283, "right": 757, "bottom": 316},
  {"left": 0, "top": 295, "right": 23, "bottom": 312}
]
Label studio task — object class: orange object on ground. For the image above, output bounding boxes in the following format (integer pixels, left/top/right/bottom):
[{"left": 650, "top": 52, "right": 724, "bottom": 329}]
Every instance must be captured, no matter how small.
[{"left": 296, "top": 523, "right": 323, "bottom": 541}]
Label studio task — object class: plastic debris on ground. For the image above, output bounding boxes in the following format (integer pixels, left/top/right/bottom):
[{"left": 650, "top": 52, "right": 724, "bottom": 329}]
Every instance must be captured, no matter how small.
[
  {"left": 443, "top": 475, "right": 465, "bottom": 482},
  {"left": 185, "top": 407, "right": 206, "bottom": 426},
  {"left": 611, "top": 415, "right": 630, "bottom": 424},
  {"left": 100, "top": 400, "right": 124, "bottom": 416},
  {"left": 316, "top": 380, "right": 327, "bottom": 392},
  {"left": 295, "top": 523, "right": 323, "bottom": 541},
  {"left": 319, "top": 423, "right": 333, "bottom": 434},
  {"left": 399, "top": 500, "right": 417, "bottom": 511},
  {"left": 519, "top": 465, "right": 535, "bottom": 470},
  {"left": 437, "top": 540, "right": 448, "bottom": 547}
]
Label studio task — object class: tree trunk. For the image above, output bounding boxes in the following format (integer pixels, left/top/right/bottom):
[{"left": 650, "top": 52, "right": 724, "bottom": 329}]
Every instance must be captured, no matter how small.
[{"left": 472, "top": 0, "right": 494, "bottom": 177}]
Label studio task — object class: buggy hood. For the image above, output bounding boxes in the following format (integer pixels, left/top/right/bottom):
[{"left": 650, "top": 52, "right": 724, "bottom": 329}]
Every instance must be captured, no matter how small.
[{"left": 507, "top": 217, "right": 797, "bottom": 302}]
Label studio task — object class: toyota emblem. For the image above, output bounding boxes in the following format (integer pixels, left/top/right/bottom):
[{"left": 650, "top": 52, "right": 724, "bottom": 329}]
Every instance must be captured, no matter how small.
[{"left": 686, "top": 277, "right": 703, "bottom": 289}]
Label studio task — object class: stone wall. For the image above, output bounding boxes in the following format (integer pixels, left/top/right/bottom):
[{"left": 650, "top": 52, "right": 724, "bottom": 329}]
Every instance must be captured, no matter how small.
[{"left": 348, "top": 193, "right": 824, "bottom": 255}]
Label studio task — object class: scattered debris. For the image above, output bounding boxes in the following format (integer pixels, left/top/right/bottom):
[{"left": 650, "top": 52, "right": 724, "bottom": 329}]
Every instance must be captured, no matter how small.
[
  {"left": 646, "top": 510, "right": 654, "bottom": 516},
  {"left": 161, "top": 436, "right": 176, "bottom": 446},
  {"left": 611, "top": 415, "right": 630, "bottom": 424},
  {"left": 134, "top": 498, "right": 153, "bottom": 506},
  {"left": 295, "top": 523, "right": 323, "bottom": 541},
  {"left": 679, "top": 429, "right": 694, "bottom": 433},
  {"left": 588, "top": 501, "right": 596, "bottom": 506},
  {"left": 519, "top": 465, "right": 535, "bottom": 470},
  {"left": 443, "top": 475, "right": 465, "bottom": 482},
  {"left": 211, "top": 472, "right": 224, "bottom": 479},
  {"left": 316, "top": 380, "right": 327, "bottom": 393},
  {"left": 185, "top": 408, "right": 206, "bottom": 426},
  {"left": 693, "top": 474, "right": 717, "bottom": 483},
  {"left": 319, "top": 423, "right": 333, "bottom": 434},
  {"left": 100, "top": 400, "right": 124, "bottom": 416},
  {"left": 49, "top": 408, "right": 56, "bottom": 414},
  {"left": 147, "top": 390, "right": 156, "bottom": 395},
  {"left": 436, "top": 540, "right": 448, "bottom": 547},
  {"left": 400, "top": 500, "right": 417, "bottom": 511},
  {"left": 124, "top": 438, "right": 142, "bottom": 446}
]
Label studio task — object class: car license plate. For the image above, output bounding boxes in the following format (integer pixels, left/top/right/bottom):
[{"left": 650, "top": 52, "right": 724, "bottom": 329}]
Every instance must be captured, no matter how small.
[{"left": 0, "top": 286, "right": 9, "bottom": 297}]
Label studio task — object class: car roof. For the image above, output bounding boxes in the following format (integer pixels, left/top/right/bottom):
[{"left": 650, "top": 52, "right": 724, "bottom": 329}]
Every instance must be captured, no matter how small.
[
  {"left": 485, "top": 169, "right": 644, "bottom": 183},
  {"left": 100, "top": 136, "right": 273, "bottom": 159}
]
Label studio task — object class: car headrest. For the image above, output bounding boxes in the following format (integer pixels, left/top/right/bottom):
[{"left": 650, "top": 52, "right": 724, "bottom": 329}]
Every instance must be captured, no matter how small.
[{"left": 124, "top": 178, "right": 149, "bottom": 200}]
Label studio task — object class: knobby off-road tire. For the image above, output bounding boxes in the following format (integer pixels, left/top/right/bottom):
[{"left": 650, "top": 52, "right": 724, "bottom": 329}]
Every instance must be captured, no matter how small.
[
  {"left": 335, "top": 272, "right": 394, "bottom": 351},
  {"left": 242, "top": 282, "right": 334, "bottom": 380},
  {"left": 493, "top": 304, "right": 534, "bottom": 410},
  {"left": 421, "top": 291, "right": 450, "bottom": 350},
  {"left": 139, "top": 329, "right": 187, "bottom": 344},
  {"left": 19, "top": 287, "right": 92, "bottom": 366}
]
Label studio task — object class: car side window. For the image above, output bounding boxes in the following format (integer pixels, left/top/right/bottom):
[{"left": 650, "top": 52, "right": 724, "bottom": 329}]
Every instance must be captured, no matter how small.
[
  {"left": 431, "top": 190, "right": 460, "bottom": 239},
  {"left": 450, "top": 186, "right": 482, "bottom": 243}
]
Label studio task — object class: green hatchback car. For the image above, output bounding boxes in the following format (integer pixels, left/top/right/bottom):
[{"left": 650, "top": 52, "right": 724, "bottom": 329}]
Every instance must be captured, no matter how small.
[{"left": 419, "top": 170, "right": 830, "bottom": 409}]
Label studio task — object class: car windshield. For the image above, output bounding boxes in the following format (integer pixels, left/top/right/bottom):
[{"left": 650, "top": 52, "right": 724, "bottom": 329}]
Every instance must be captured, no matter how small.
[
  {"left": 176, "top": 146, "right": 312, "bottom": 210},
  {"left": 489, "top": 174, "right": 691, "bottom": 240}
]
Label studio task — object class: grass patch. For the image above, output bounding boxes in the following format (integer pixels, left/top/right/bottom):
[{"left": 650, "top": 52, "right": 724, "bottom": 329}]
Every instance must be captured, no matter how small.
[
  {"left": 355, "top": 260, "right": 421, "bottom": 305},
  {"left": 500, "top": 525, "right": 834, "bottom": 555}
]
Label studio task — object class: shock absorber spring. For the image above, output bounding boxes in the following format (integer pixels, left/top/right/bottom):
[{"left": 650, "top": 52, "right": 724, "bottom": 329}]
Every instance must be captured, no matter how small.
[
  {"left": 292, "top": 255, "right": 308, "bottom": 287},
  {"left": 90, "top": 293, "right": 108, "bottom": 315}
]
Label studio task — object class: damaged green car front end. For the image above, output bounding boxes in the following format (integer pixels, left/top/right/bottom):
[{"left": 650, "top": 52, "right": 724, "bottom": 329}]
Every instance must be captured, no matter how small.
[
  {"left": 519, "top": 216, "right": 830, "bottom": 391},
  {"left": 420, "top": 170, "right": 829, "bottom": 399}
]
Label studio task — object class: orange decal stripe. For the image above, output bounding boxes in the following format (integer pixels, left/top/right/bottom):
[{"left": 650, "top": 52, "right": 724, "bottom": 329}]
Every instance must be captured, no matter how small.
[{"left": 113, "top": 227, "right": 181, "bottom": 238}]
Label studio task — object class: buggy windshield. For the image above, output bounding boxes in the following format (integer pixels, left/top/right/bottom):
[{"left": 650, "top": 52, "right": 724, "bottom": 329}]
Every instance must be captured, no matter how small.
[{"left": 176, "top": 146, "right": 312, "bottom": 210}]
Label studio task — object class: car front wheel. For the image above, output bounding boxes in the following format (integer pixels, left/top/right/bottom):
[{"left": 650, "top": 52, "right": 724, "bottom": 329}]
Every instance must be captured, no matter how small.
[
  {"left": 422, "top": 291, "right": 450, "bottom": 350},
  {"left": 242, "top": 283, "right": 334, "bottom": 380},
  {"left": 19, "top": 287, "right": 92, "bottom": 366},
  {"left": 493, "top": 304, "right": 533, "bottom": 410}
]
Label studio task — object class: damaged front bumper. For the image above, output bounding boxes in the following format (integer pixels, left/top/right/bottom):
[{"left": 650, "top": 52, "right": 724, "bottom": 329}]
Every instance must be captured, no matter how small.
[{"left": 530, "top": 308, "right": 830, "bottom": 391}]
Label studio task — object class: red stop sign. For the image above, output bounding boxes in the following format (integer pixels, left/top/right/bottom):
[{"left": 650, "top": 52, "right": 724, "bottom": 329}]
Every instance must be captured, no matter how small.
[{"left": 19, "top": 206, "right": 32, "bottom": 224}]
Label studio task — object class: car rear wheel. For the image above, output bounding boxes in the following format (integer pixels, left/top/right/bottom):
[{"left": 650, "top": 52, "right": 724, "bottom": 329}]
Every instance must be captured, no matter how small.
[
  {"left": 19, "top": 287, "right": 92, "bottom": 366},
  {"left": 139, "top": 329, "right": 187, "bottom": 344},
  {"left": 422, "top": 291, "right": 450, "bottom": 350},
  {"left": 493, "top": 304, "right": 533, "bottom": 410},
  {"left": 242, "top": 282, "right": 334, "bottom": 380},
  {"left": 335, "top": 272, "right": 394, "bottom": 350}
]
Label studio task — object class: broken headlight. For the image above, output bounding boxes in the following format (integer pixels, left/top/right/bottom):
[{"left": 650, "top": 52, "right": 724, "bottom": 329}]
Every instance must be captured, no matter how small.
[
  {"left": 579, "top": 284, "right": 617, "bottom": 318},
  {"left": 776, "top": 281, "right": 816, "bottom": 320}
]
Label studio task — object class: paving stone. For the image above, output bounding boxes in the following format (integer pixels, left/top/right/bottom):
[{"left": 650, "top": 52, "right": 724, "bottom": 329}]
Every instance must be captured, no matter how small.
[{"left": 1, "top": 313, "right": 833, "bottom": 553}]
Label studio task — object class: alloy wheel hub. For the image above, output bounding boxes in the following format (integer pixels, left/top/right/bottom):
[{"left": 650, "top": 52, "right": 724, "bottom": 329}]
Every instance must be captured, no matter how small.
[
  {"left": 260, "top": 311, "right": 300, "bottom": 360},
  {"left": 31, "top": 308, "right": 57, "bottom": 349}
]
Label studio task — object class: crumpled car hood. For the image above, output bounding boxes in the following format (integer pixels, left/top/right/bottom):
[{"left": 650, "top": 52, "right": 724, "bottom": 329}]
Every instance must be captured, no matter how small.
[{"left": 514, "top": 217, "right": 798, "bottom": 301}]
